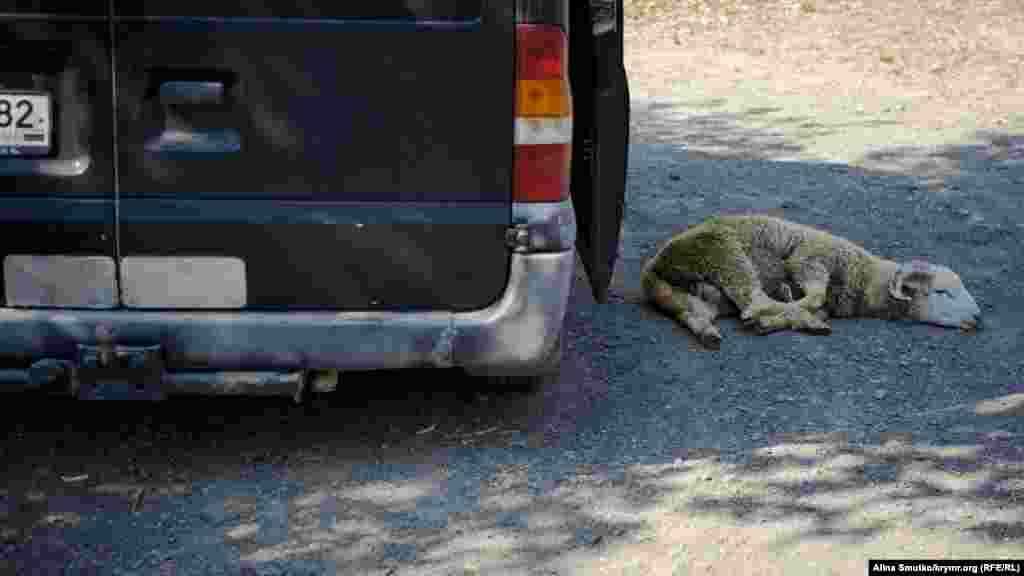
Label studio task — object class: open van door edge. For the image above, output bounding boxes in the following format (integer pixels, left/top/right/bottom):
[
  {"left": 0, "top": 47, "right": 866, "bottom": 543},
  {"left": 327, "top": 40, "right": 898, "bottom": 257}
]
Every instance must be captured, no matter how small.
[{"left": 569, "top": 0, "right": 630, "bottom": 303}]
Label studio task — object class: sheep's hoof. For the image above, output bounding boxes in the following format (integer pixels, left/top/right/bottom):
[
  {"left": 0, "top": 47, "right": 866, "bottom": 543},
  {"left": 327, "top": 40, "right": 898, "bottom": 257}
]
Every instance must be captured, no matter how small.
[
  {"left": 798, "top": 312, "right": 831, "bottom": 335},
  {"left": 699, "top": 329, "right": 722, "bottom": 350},
  {"left": 753, "top": 318, "right": 789, "bottom": 335},
  {"left": 740, "top": 313, "right": 759, "bottom": 329},
  {"left": 802, "top": 322, "right": 832, "bottom": 335}
]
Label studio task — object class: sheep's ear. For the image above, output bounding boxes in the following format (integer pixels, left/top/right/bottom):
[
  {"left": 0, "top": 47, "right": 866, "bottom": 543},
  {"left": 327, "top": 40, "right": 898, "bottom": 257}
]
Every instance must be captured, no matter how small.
[{"left": 888, "top": 261, "right": 933, "bottom": 301}]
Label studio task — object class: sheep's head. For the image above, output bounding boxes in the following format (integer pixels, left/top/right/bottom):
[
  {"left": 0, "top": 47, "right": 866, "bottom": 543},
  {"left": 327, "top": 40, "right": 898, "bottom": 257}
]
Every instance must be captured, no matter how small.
[{"left": 887, "top": 260, "right": 982, "bottom": 330}]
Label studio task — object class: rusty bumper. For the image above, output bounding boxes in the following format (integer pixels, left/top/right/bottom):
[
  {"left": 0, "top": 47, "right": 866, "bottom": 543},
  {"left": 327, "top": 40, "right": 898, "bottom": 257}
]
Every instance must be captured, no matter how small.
[{"left": 0, "top": 251, "right": 574, "bottom": 394}]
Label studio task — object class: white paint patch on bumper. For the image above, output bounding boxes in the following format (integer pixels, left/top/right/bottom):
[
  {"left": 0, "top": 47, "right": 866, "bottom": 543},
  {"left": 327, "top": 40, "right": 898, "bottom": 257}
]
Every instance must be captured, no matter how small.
[
  {"left": 3, "top": 255, "right": 117, "bottom": 309},
  {"left": 120, "top": 256, "right": 247, "bottom": 309}
]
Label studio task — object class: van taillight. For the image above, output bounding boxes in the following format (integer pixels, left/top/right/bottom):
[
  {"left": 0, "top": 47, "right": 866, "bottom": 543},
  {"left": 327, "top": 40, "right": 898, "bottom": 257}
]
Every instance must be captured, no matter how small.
[{"left": 514, "top": 24, "right": 572, "bottom": 203}]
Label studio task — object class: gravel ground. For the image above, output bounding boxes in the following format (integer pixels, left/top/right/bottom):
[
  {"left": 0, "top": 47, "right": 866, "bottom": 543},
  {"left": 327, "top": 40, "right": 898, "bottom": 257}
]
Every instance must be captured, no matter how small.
[{"left": 2, "top": 2, "right": 1024, "bottom": 575}]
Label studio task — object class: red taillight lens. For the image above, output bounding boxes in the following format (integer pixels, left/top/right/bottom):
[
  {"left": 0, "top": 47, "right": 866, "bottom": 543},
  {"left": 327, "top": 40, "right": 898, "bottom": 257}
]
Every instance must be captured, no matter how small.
[
  {"left": 515, "top": 24, "right": 572, "bottom": 203},
  {"left": 517, "top": 25, "right": 567, "bottom": 81},
  {"left": 514, "top": 143, "right": 571, "bottom": 202}
]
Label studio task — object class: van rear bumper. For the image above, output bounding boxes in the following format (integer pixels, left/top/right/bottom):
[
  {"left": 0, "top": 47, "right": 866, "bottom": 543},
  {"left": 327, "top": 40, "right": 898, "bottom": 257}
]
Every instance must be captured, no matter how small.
[{"left": 0, "top": 251, "right": 573, "bottom": 388}]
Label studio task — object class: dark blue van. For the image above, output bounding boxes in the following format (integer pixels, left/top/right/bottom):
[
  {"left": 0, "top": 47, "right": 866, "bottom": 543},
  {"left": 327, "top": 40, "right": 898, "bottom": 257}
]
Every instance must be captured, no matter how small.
[{"left": 0, "top": 0, "right": 629, "bottom": 399}]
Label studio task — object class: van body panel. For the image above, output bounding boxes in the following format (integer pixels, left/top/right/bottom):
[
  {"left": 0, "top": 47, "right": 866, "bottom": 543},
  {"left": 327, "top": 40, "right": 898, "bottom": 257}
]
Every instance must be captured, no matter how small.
[{"left": 113, "top": 5, "right": 513, "bottom": 310}]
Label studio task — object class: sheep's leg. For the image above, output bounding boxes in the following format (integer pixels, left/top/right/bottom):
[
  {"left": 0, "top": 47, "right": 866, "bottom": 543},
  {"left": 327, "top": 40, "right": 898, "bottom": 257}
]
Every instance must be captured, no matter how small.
[
  {"left": 739, "top": 293, "right": 796, "bottom": 331},
  {"left": 693, "top": 281, "right": 739, "bottom": 318},
  {"left": 678, "top": 239, "right": 781, "bottom": 325},
  {"left": 646, "top": 227, "right": 780, "bottom": 335},
  {"left": 687, "top": 280, "right": 751, "bottom": 346},
  {"left": 690, "top": 280, "right": 815, "bottom": 337},
  {"left": 782, "top": 257, "right": 833, "bottom": 334},
  {"left": 681, "top": 292, "right": 723, "bottom": 349},
  {"left": 750, "top": 310, "right": 798, "bottom": 334},
  {"left": 641, "top": 268, "right": 724, "bottom": 348},
  {"left": 740, "top": 275, "right": 832, "bottom": 335},
  {"left": 690, "top": 280, "right": 806, "bottom": 340}
]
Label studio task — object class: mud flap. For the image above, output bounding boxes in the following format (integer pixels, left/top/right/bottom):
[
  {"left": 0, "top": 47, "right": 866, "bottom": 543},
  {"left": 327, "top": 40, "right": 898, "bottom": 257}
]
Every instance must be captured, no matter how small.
[
  {"left": 76, "top": 344, "right": 166, "bottom": 401},
  {"left": 569, "top": 0, "right": 630, "bottom": 303}
]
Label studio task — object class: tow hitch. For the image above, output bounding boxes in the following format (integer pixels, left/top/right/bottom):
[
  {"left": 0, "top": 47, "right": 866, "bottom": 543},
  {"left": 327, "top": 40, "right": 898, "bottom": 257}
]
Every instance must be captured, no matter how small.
[
  {"left": 6, "top": 347, "right": 327, "bottom": 401},
  {"left": 75, "top": 343, "right": 166, "bottom": 401}
]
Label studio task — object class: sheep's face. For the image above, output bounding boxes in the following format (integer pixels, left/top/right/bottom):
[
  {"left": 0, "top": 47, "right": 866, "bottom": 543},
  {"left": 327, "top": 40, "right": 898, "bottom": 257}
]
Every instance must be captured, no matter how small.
[{"left": 888, "top": 260, "right": 982, "bottom": 330}]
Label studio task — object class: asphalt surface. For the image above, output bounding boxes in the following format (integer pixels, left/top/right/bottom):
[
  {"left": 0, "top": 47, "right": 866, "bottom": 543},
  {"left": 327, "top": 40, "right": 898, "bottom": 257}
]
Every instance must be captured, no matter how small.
[{"left": 1, "top": 99, "right": 1023, "bottom": 575}]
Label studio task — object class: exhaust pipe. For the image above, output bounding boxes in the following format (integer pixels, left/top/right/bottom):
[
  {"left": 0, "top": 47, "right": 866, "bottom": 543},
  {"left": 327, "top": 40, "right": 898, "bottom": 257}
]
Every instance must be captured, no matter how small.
[{"left": 164, "top": 370, "right": 307, "bottom": 402}]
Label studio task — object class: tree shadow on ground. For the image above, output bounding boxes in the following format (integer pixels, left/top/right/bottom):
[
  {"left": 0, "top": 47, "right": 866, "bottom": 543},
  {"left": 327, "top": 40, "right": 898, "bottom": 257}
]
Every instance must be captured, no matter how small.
[{"left": 641, "top": 425, "right": 1024, "bottom": 545}]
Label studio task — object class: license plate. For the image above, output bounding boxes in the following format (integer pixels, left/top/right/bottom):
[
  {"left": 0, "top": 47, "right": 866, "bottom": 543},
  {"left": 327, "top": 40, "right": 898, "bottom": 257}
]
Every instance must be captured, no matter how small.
[{"left": 0, "top": 92, "right": 52, "bottom": 156}]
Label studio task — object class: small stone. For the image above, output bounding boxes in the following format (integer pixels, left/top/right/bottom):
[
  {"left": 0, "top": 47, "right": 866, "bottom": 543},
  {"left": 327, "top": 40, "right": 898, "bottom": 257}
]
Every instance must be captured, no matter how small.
[{"left": 874, "top": 389, "right": 888, "bottom": 400}]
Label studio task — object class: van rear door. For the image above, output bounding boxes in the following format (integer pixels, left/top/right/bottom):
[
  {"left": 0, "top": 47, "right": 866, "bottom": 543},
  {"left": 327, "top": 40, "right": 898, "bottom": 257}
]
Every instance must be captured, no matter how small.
[
  {"left": 0, "top": 4, "right": 118, "bottom": 310},
  {"left": 112, "top": 2, "right": 514, "bottom": 311},
  {"left": 570, "top": 0, "right": 629, "bottom": 303}
]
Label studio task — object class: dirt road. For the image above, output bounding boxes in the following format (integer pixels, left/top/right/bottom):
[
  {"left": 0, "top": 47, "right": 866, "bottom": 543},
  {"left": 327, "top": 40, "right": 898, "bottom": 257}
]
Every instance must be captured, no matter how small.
[{"left": 2, "top": 1, "right": 1023, "bottom": 574}]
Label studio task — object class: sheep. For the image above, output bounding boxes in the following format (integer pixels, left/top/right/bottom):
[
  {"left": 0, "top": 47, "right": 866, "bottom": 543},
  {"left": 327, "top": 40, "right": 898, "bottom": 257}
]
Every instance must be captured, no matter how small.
[{"left": 640, "top": 214, "right": 983, "bottom": 348}]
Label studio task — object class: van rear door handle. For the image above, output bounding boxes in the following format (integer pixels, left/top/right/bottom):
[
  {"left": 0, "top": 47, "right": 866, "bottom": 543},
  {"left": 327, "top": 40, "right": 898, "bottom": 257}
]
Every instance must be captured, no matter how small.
[
  {"left": 147, "top": 80, "right": 239, "bottom": 153},
  {"left": 158, "top": 81, "right": 225, "bottom": 106}
]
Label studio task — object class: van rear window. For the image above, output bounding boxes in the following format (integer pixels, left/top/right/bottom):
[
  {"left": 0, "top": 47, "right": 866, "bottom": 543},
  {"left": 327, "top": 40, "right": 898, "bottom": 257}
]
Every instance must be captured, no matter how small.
[{"left": 114, "top": 1, "right": 483, "bottom": 20}]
